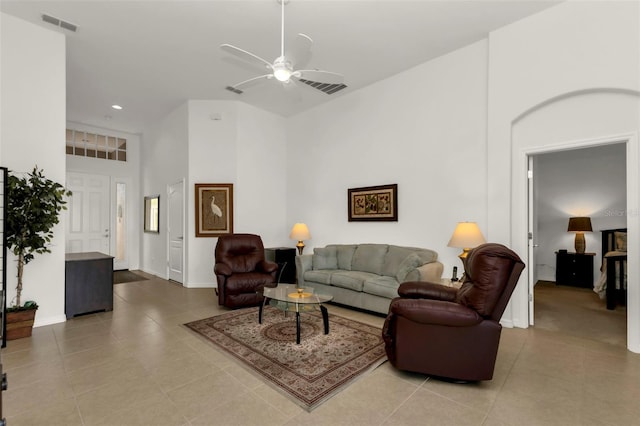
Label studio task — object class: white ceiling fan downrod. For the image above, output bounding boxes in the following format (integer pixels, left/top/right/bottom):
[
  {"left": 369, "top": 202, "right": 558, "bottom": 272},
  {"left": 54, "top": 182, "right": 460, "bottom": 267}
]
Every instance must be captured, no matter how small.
[{"left": 273, "top": 0, "right": 293, "bottom": 82}]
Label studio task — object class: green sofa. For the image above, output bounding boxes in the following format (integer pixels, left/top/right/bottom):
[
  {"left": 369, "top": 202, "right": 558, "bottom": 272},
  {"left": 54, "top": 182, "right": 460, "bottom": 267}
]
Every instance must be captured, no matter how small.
[{"left": 295, "top": 243, "right": 443, "bottom": 314}]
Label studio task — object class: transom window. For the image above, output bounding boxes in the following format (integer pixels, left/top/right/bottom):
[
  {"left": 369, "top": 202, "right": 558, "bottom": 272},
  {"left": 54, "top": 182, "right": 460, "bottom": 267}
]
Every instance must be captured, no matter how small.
[{"left": 66, "top": 129, "right": 127, "bottom": 162}]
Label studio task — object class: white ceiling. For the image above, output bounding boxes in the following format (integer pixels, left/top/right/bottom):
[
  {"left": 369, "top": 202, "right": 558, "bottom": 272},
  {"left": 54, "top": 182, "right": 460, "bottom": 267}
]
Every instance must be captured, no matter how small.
[{"left": 1, "top": 0, "right": 560, "bottom": 134}]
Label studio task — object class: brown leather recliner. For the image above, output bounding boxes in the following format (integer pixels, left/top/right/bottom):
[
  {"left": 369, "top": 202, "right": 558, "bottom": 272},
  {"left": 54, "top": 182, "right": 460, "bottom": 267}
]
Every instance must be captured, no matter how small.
[
  {"left": 382, "top": 243, "right": 525, "bottom": 382},
  {"left": 214, "top": 233, "right": 279, "bottom": 308}
]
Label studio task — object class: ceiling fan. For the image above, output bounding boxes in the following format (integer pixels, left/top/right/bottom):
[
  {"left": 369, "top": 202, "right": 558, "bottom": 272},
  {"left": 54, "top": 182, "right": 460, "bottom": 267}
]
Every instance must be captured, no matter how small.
[{"left": 220, "top": 0, "right": 346, "bottom": 95}]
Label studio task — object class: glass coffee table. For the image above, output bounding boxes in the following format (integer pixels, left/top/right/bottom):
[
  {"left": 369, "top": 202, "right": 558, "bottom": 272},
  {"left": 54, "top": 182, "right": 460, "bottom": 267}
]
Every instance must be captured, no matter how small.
[{"left": 258, "top": 284, "right": 333, "bottom": 344}]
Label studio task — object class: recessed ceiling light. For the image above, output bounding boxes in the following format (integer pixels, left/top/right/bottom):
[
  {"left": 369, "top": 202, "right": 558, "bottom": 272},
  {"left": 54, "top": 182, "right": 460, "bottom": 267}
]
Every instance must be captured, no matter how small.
[{"left": 111, "top": 105, "right": 123, "bottom": 110}]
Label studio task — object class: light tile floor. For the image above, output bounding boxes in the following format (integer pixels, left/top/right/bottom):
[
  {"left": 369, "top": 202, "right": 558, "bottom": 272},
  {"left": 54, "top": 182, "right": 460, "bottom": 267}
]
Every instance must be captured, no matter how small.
[{"left": 2, "top": 273, "right": 639, "bottom": 425}]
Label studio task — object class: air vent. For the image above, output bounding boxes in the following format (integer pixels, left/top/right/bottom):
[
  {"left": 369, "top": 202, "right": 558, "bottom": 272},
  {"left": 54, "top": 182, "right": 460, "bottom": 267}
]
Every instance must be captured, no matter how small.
[
  {"left": 225, "top": 86, "right": 243, "bottom": 95},
  {"left": 41, "top": 13, "right": 78, "bottom": 32},
  {"left": 299, "top": 79, "right": 347, "bottom": 95}
]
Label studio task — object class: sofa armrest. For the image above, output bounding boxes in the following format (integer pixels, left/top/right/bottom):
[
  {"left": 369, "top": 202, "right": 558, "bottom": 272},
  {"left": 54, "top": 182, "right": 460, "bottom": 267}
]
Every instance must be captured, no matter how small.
[
  {"left": 389, "top": 298, "right": 482, "bottom": 327},
  {"left": 416, "top": 261, "right": 444, "bottom": 281},
  {"left": 398, "top": 281, "right": 458, "bottom": 302},
  {"left": 295, "top": 254, "right": 313, "bottom": 287}
]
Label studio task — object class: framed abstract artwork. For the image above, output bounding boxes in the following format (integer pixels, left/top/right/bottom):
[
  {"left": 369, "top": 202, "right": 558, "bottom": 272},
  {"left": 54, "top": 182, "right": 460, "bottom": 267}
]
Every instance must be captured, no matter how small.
[
  {"left": 348, "top": 184, "right": 398, "bottom": 222},
  {"left": 195, "top": 183, "right": 234, "bottom": 237}
]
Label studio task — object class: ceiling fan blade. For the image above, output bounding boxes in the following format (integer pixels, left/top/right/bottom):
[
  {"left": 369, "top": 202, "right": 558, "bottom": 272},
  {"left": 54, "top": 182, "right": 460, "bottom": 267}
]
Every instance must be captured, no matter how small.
[
  {"left": 294, "top": 70, "right": 344, "bottom": 85},
  {"left": 225, "top": 74, "right": 273, "bottom": 94},
  {"left": 286, "top": 33, "right": 313, "bottom": 69},
  {"left": 220, "top": 44, "right": 273, "bottom": 70}
]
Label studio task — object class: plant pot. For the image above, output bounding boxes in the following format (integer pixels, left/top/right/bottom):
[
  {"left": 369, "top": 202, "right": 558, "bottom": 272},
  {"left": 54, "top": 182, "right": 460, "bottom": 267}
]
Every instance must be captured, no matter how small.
[{"left": 6, "top": 308, "right": 37, "bottom": 340}]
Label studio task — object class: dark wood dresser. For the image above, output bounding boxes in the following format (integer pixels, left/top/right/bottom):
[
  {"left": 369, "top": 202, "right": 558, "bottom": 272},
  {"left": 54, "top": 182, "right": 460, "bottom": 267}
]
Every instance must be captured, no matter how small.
[
  {"left": 65, "top": 252, "right": 114, "bottom": 319},
  {"left": 265, "top": 247, "right": 297, "bottom": 284},
  {"left": 555, "top": 251, "right": 595, "bottom": 288}
]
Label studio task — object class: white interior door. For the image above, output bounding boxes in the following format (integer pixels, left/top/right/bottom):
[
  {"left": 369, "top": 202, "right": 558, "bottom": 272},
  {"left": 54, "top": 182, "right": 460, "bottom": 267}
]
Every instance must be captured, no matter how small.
[
  {"left": 527, "top": 155, "right": 537, "bottom": 325},
  {"left": 168, "top": 180, "right": 184, "bottom": 283},
  {"left": 66, "top": 172, "right": 110, "bottom": 255}
]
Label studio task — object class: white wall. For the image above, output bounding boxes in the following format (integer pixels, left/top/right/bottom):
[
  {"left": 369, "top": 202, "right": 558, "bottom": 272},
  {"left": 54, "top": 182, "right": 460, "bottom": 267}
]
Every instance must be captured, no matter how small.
[
  {"left": 141, "top": 103, "right": 189, "bottom": 277},
  {"left": 535, "top": 144, "right": 627, "bottom": 282},
  {"left": 0, "top": 13, "right": 67, "bottom": 326},
  {"left": 286, "top": 40, "right": 489, "bottom": 278},
  {"left": 65, "top": 122, "right": 142, "bottom": 270},
  {"left": 235, "top": 102, "right": 287, "bottom": 246},
  {"left": 186, "top": 101, "right": 287, "bottom": 287},
  {"left": 142, "top": 100, "right": 287, "bottom": 287},
  {"left": 487, "top": 1, "right": 640, "bottom": 350},
  {"left": 186, "top": 100, "right": 238, "bottom": 287}
]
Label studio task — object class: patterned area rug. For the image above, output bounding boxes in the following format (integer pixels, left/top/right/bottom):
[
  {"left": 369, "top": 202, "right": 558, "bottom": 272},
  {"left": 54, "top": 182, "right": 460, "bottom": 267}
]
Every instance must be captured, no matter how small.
[{"left": 184, "top": 306, "right": 387, "bottom": 411}]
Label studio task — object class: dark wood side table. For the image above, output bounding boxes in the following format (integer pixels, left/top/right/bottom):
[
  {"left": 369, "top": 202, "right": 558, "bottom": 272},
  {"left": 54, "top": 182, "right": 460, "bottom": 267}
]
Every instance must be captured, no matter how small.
[
  {"left": 65, "top": 252, "right": 114, "bottom": 319},
  {"left": 264, "top": 247, "right": 297, "bottom": 284},
  {"left": 555, "top": 251, "right": 595, "bottom": 288}
]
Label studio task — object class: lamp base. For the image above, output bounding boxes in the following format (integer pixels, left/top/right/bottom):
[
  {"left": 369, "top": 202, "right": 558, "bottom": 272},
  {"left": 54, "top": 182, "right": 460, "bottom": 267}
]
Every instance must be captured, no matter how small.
[
  {"left": 574, "top": 232, "right": 586, "bottom": 254},
  {"left": 296, "top": 241, "right": 305, "bottom": 255},
  {"left": 458, "top": 248, "right": 471, "bottom": 261}
]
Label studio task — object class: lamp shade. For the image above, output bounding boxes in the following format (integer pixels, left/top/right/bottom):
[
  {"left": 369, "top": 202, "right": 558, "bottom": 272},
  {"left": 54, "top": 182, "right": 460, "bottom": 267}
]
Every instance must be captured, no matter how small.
[
  {"left": 289, "top": 223, "right": 311, "bottom": 241},
  {"left": 447, "top": 222, "right": 486, "bottom": 249},
  {"left": 567, "top": 217, "right": 592, "bottom": 232}
]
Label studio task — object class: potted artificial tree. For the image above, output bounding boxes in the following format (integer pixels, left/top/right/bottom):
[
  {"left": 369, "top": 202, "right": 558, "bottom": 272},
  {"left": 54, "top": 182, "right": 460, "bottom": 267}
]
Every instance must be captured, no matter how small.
[{"left": 5, "top": 166, "right": 70, "bottom": 340}]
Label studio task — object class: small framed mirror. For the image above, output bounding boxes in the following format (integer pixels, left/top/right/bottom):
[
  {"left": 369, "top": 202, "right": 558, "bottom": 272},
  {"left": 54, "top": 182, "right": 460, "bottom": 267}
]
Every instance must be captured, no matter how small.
[{"left": 144, "top": 195, "right": 160, "bottom": 233}]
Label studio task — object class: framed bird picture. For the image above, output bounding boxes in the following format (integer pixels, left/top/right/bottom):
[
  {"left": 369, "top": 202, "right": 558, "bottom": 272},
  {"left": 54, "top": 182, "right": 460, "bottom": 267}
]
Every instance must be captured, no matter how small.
[{"left": 195, "top": 183, "right": 234, "bottom": 237}]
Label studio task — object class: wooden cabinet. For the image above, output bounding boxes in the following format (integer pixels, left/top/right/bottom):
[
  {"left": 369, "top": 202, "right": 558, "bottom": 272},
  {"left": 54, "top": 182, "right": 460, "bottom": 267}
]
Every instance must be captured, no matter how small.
[
  {"left": 265, "top": 247, "right": 297, "bottom": 284},
  {"left": 65, "top": 252, "right": 114, "bottom": 319},
  {"left": 555, "top": 252, "right": 594, "bottom": 288}
]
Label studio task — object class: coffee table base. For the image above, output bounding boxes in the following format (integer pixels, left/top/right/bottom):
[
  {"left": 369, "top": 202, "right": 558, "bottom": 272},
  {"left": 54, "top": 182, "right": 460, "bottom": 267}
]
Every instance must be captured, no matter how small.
[{"left": 259, "top": 298, "right": 330, "bottom": 344}]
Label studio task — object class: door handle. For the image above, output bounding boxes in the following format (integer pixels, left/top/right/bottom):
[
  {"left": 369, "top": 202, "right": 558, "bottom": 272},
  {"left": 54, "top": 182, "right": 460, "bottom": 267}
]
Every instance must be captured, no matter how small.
[{"left": 178, "top": 236, "right": 184, "bottom": 240}]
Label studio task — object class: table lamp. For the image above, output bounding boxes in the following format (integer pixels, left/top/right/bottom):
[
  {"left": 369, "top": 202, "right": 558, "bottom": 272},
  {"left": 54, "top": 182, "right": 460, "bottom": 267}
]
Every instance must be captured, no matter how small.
[
  {"left": 567, "top": 216, "right": 592, "bottom": 254},
  {"left": 289, "top": 223, "right": 311, "bottom": 255},
  {"left": 447, "top": 222, "right": 486, "bottom": 261}
]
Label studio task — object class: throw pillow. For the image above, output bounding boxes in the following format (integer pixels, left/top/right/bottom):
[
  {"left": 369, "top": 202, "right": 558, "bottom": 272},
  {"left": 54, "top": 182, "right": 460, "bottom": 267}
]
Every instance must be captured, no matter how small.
[
  {"left": 335, "top": 245, "right": 357, "bottom": 270},
  {"left": 313, "top": 247, "right": 338, "bottom": 270},
  {"left": 351, "top": 244, "right": 388, "bottom": 275},
  {"left": 615, "top": 231, "right": 627, "bottom": 252},
  {"left": 395, "top": 253, "right": 424, "bottom": 283}
]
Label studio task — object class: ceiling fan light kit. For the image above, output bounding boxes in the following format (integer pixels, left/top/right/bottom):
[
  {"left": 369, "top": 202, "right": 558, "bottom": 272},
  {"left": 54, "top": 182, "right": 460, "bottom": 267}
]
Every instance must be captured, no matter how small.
[{"left": 220, "top": 0, "right": 346, "bottom": 94}]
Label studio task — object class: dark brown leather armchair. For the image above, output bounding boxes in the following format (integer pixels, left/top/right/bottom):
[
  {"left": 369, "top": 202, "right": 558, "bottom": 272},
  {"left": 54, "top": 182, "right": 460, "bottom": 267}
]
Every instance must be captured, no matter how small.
[
  {"left": 382, "top": 243, "right": 525, "bottom": 382},
  {"left": 214, "top": 233, "right": 279, "bottom": 308}
]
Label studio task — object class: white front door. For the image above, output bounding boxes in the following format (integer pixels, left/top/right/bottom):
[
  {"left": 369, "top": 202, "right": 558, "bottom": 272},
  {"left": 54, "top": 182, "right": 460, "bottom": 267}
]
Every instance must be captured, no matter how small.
[
  {"left": 66, "top": 172, "right": 110, "bottom": 255},
  {"left": 168, "top": 180, "right": 184, "bottom": 283}
]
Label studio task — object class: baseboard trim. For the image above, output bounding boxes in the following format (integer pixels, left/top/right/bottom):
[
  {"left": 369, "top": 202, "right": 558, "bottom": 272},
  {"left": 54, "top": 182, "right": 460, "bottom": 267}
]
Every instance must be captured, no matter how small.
[{"left": 183, "top": 282, "right": 216, "bottom": 289}]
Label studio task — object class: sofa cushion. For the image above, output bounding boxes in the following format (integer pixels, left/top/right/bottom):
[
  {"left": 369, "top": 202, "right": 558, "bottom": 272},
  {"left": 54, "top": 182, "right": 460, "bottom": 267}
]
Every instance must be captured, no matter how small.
[
  {"left": 332, "top": 245, "right": 357, "bottom": 270},
  {"left": 395, "top": 253, "right": 424, "bottom": 283},
  {"left": 313, "top": 247, "right": 338, "bottom": 270},
  {"left": 363, "top": 276, "right": 400, "bottom": 299},
  {"left": 330, "top": 271, "right": 376, "bottom": 292},
  {"left": 351, "top": 244, "right": 388, "bottom": 275},
  {"left": 304, "top": 270, "right": 335, "bottom": 285},
  {"left": 403, "top": 268, "right": 422, "bottom": 283},
  {"left": 382, "top": 246, "right": 416, "bottom": 277}
]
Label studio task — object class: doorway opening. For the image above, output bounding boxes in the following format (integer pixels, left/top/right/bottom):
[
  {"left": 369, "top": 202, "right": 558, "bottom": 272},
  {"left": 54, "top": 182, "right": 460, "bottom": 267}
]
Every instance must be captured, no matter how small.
[{"left": 528, "top": 142, "right": 628, "bottom": 348}]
